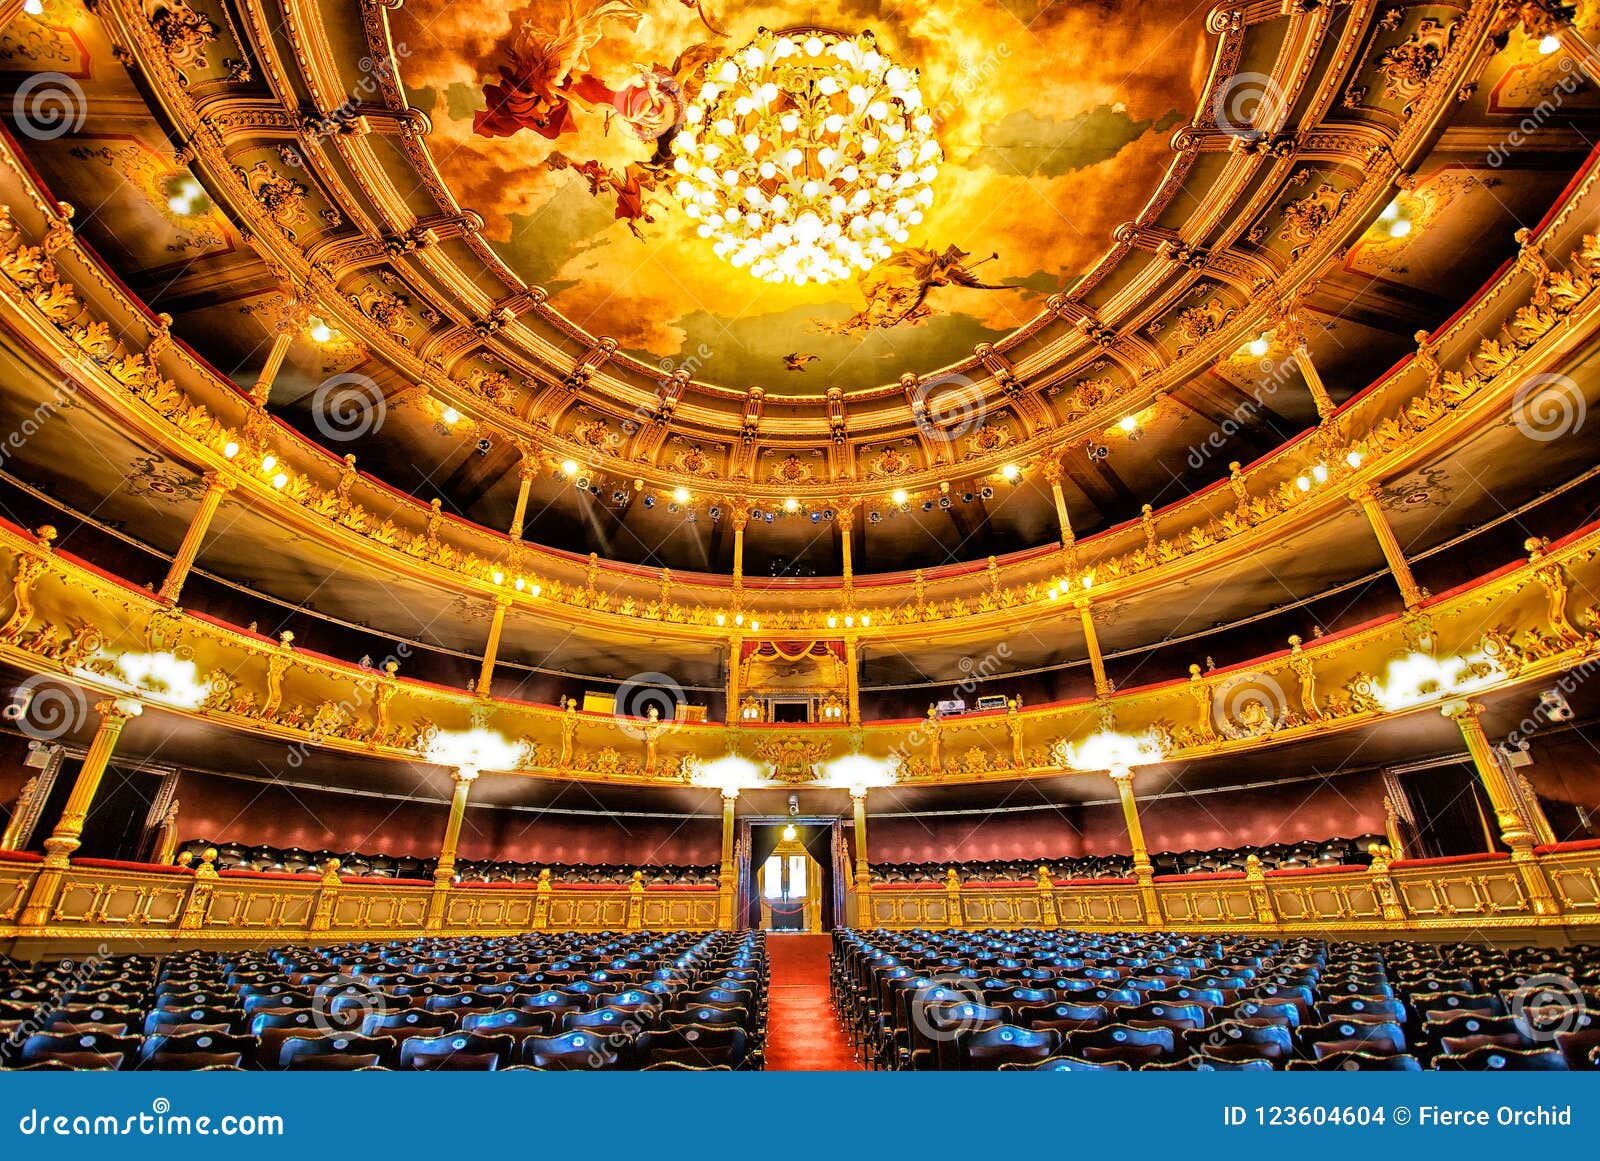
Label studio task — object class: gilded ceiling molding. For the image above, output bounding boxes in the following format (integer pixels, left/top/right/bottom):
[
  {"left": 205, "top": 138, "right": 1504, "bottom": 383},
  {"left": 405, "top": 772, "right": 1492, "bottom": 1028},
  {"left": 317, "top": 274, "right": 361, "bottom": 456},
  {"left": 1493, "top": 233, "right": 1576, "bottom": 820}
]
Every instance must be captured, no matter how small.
[{"left": 0, "top": 516, "right": 1594, "bottom": 789}]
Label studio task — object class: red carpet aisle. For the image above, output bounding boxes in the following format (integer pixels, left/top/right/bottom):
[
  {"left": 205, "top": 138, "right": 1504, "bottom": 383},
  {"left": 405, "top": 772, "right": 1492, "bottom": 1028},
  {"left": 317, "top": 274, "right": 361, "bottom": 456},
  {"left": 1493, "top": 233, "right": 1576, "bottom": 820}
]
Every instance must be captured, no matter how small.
[{"left": 763, "top": 933, "right": 862, "bottom": 1071}]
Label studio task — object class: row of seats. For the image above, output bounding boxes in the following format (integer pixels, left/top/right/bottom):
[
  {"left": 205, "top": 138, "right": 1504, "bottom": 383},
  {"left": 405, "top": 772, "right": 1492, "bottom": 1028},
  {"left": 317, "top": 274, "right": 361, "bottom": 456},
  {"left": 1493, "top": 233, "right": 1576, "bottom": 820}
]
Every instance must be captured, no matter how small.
[
  {"left": 173, "top": 840, "right": 718, "bottom": 886},
  {"left": 870, "top": 836, "right": 1384, "bottom": 884},
  {"left": 0, "top": 930, "right": 764, "bottom": 1070},
  {"left": 831, "top": 928, "right": 1599, "bottom": 1071}
]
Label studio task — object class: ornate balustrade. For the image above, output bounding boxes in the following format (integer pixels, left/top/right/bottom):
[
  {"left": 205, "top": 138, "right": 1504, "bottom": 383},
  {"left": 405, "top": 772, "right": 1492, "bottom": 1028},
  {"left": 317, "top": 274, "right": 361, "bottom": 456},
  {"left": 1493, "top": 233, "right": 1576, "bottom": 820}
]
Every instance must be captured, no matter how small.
[
  {"left": 0, "top": 135, "right": 1595, "bottom": 645},
  {"left": 10, "top": 844, "right": 1587, "bottom": 954},
  {"left": 861, "top": 844, "right": 1600, "bottom": 936},
  {"left": 0, "top": 849, "right": 718, "bottom": 954},
  {"left": 0, "top": 510, "right": 1596, "bottom": 787}
]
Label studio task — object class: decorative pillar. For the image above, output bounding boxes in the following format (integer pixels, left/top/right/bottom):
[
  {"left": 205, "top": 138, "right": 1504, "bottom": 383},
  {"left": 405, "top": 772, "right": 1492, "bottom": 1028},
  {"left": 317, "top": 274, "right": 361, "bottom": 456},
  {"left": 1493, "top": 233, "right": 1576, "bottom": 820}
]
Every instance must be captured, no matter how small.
[
  {"left": 626, "top": 870, "right": 645, "bottom": 932},
  {"left": 944, "top": 867, "right": 964, "bottom": 928},
  {"left": 1444, "top": 701, "right": 1559, "bottom": 917},
  {"left": 718, "top": 788, "right": 738, "bottom": 929},
  {"left": 730, "top": 505, "right": 748, "bottom": 596},
  {"left": 532, "top": 868, "right": 552, "bottom": 930},
  {"left": 474, "top": 593, "right": 512, "bottom": 697},
  {"left": 427, "top": 767, "right": 478, "bottom": 929},
  {"left": 1243, "top": 855, "right": 1277, "bottom": 926},
  {"left": 0, "top": 743, "right": 62, "bottom": 851},
  {"left": 1350, "top": 483, "right": 1424, "bottom": 608},
  {"left": 843, "top": 634, "right": 861, "bottom": 727},
  {"left": 249, "top": 302, "right": 305, "bottom": 406},
  {"left": 1111, "top": 766, "right": 1160, "bottom": 925},
  {"left": 725, "top": 634, "right": 744, "bottom": 724},
  {"left": 177, "top": 847, "right": 219, "bottom": 930},
  {"left": 1036, "top": 865, "right": 1058, "bottom": 927},
  {"left": 0, "top": 1, "right": 30, "bottom": 30},
  {"left": 507, "top": 456, "right": 538, "bottom": 540},
  {"left": 1382, "top": 795, "right": 1408, "bottom": 861},
  {"left": 1365, "top": 844, "right": 1408, "bottom": 925},
  {"left": 310, "top": 859, "right": 342, "bottom": 933},
  {"left": 837, "top": 502, "right": 856, "bottom": 605},
  {"left": 1043, "top": 459, "right": 1075, "bottom": 553},
  {"left": 851, "top": 789, "right": 872, "bottom": 926},
  {"left": 40, "top": 698, "right": 141, "bottom": 867},
  {"left": 1277, "top": 309, "right": 1335, "bottom": 420},
  {"left": 20, "top": 698, "right": 142, "bottom": 927},
  {"left": 158, "top": 473, "right": 234, "bottom": 603},
  {"left": 1076, "top": 597, "right": 1111, "bottom": 697}
]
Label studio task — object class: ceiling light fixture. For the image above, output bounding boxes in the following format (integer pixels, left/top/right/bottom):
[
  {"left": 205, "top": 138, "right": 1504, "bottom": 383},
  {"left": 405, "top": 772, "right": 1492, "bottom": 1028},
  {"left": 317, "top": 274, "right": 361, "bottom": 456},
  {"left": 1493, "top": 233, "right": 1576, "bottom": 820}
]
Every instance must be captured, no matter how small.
[
  {"left": 672, "top": 29, "right": 941, "bottom": 286},
  {"left": 673, "top": 486, "right": 691, "bottom": 504},
  {"left": 1539, "top": 34, "right": 1561, "bottom": 55}
]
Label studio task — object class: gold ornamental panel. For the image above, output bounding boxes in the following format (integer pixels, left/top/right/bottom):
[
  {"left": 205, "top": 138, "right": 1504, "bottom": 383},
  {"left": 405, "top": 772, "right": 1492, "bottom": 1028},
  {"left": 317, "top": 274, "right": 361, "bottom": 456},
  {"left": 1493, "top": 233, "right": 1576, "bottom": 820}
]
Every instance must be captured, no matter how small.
[
  {"left": 868, "top": 891, "right": 951, "bottom": 927},
  {"left": 1268, "top": 875, "right": 1384, "bottom": 925},
  {"left": 960, "top": 889, "right": 1045, "bottom": 929},
  {"left": 1544, "top": 855, "right": 1600, "bottom": 915},
  {"left": 52, "top": 872, "right": 188, "bottom": 926},
  {"left": 640, "top": 894, "right": 718, "bottom": 930},
  {"left": 206, "top": 884, "right": 318, "bottom": 930},
  {"left": 548, "top": 893, "right": 630, "bottom": 931},
  {"left": 331, "top": 887, "right": 430, "bottom": 931},
  {"left": 1055, "top": 887, "right": 1144, "bottom": 926},
  {"left": 1157, "top": 884, "right": 1260, "bottom": 926},
  {"left": 1393, "top": 865, "right": 1533, "bottom": 921},
  {"left": 0, "top": 864, "right": 37, "bottom": 924},
  {"left": 444, "top": 890, "right": 539, "bottom": 930}
]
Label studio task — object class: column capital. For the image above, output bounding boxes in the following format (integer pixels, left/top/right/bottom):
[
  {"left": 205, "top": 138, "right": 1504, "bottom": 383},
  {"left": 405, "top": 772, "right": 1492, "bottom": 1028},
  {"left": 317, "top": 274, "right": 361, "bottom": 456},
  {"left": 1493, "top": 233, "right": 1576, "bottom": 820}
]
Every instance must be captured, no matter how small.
[
  {"left": 1441, "top": 699, "right": 1485, "bottom": 724},
  {"left": 1347, "top": 481, "right": 1379, "bottom": 505},
  {"left": 720, "top": 786, "right": 741, "bottom": 803},
  {"left": 1108, "top": 764, "right": 1136, "bottom": 786},
  {"left": 451, "top": 766, "right": 481, "bottom": 785},
  {"left": 95, "top": 697, "right": 143, "bottom": 723}
]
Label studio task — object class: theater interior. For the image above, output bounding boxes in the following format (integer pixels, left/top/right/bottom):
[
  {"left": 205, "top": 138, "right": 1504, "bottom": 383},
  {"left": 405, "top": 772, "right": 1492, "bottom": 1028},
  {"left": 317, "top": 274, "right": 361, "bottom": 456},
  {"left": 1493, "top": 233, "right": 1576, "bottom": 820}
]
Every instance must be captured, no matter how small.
[{"left": 0, "top": 0, "right": 1596, "bottom": 1074}]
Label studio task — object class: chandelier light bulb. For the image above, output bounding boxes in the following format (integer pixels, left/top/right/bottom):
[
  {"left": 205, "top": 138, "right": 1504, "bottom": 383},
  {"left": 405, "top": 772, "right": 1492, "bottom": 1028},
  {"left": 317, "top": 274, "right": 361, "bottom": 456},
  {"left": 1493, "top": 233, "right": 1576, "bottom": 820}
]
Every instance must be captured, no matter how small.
[{"left": 673, "top": 29, "right": 942, "bottom": 286}]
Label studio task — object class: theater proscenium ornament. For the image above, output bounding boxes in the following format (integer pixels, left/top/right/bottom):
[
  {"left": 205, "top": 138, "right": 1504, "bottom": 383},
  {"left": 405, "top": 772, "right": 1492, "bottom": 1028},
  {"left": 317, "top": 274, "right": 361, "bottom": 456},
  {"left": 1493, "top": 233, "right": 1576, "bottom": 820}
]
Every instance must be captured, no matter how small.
[{"left": 671, "top": 28, "right": 942, "bottom": 285}]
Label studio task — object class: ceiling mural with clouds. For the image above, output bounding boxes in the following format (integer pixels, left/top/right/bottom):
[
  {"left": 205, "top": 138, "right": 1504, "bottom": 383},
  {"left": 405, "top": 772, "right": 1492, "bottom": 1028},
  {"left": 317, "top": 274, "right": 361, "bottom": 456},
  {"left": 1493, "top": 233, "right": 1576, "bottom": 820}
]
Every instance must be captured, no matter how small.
[{"left": 390, "top": 0, "right": 1213, "bottom": 394}]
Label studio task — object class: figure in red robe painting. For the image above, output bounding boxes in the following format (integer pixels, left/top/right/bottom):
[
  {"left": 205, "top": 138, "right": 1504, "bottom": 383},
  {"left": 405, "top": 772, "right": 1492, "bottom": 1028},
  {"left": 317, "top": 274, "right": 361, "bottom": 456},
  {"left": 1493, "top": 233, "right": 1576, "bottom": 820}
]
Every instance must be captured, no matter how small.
[{"left": 473, "top": 0, "right": 644, "bottom": 141}]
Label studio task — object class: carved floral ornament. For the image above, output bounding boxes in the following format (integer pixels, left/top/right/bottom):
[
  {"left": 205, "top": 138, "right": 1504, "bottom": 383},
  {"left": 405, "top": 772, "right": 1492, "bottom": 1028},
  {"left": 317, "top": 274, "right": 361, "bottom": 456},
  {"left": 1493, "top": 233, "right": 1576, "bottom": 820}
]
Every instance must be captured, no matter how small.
[
  {"left": 1, "top": 129, "right": 1599, "bottom": 637},
  {"left": 83, "top": 0, "right": 1483, "bottom": 451},
  {"left": 0, "top": 503, "right": 1595, "bottom": 789}
]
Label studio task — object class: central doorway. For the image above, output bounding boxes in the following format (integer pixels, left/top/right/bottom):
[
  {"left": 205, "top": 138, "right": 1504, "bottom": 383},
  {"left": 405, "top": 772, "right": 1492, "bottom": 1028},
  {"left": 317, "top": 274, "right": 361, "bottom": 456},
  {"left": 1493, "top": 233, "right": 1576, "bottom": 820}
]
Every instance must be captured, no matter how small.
[{"left": 737, "top": 817, "right": 847, "bottom": 931}]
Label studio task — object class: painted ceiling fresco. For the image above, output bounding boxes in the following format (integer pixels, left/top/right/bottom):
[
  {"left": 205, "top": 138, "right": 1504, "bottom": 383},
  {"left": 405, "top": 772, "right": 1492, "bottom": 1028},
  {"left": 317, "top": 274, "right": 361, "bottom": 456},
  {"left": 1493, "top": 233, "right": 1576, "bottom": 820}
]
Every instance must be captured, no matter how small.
[{"left": 391, "top": 0, "right": 1213, "bottom": 393}]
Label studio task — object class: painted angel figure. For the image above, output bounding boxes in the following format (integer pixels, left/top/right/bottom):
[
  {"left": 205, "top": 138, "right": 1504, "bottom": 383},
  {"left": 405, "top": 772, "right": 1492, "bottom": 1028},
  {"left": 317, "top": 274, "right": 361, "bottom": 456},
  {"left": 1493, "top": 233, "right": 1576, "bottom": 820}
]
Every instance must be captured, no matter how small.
[
  {"left": 474, "top": 0, "right": 647, "bottom": 140},
  {"left": 817, "top": 245, "right": 1005, "bottom": 335}
]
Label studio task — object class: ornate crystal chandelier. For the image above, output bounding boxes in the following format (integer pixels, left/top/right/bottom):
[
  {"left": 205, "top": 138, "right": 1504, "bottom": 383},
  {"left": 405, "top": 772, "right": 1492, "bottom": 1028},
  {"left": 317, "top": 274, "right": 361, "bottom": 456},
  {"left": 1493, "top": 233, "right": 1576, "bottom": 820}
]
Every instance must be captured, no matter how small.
[{"left": 671, "top": 29, "right": 942, "bottom": 286}]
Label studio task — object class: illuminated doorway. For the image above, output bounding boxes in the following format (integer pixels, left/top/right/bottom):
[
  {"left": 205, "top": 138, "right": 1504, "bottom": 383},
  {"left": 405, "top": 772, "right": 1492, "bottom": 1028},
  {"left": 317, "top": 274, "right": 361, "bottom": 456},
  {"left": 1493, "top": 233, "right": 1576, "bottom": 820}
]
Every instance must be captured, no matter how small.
[{"left": 756, "top": 824, "right": 823, "bottom": 931}]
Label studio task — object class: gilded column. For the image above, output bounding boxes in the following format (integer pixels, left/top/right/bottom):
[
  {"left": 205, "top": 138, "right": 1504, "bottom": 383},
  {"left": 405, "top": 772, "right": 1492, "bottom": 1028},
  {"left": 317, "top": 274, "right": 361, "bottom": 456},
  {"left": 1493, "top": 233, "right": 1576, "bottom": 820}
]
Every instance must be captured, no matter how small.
[
  {"left": 730, "top": 504, "right": 748, "bottom": 596},
  {"left": 41, "top": 698, "right": 142, "bottom": 867},
  {"left": 1111, "top": 766, "right": 1160, "bottom": 925},
  {"left": 507, "top": 455, "right": 539, "bottom": 540},
  {"left": 717, "top": 788, "right": 738, "bottom": 930},
  {"left": 944, "top": 867, "right": 964, "bottom": 928},
  {"left": 426, "top": 767, "right": 478, "bottom": 929},
  {"left": 726, "top": 633, "right": 744, "bottom": 723},
  {"left": 1444, "top": 701, "right": 1559, "bottom": 917},
  {"left": 20, "top": 698, "right": 142, "bottom": 927},
  {"left": 837, "top": 501, "right": 856, "bottom": 606},
  {"left": 843, "top": 634, "right": 861, "bottom": 727},
  {"left": 1277, "top": 309, "right": 1335, "bottom": 420},
  {"left": 158, "top": 473, "right": 234, "bottom": 603},
  {"left": 1043, "top": 459, "right": 1075, "bottom": 555},
  {"left": 474, "top": 593, "right": 513, "bottom": 697},
  {"left": 1350, "top": 482, "right": 1423, "bottom": 608},
  {"left": 1076, "top": 597, "right": 1111, "bottom": 697},
  {"left": 0, "top": 1, "right": 30, "bottom": 30},
  {"left": 249, "top": 301, "right": 305, "bottom": 406},
  {"left": 852, "top": 789, "right": 872, "bottom": 926}
]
